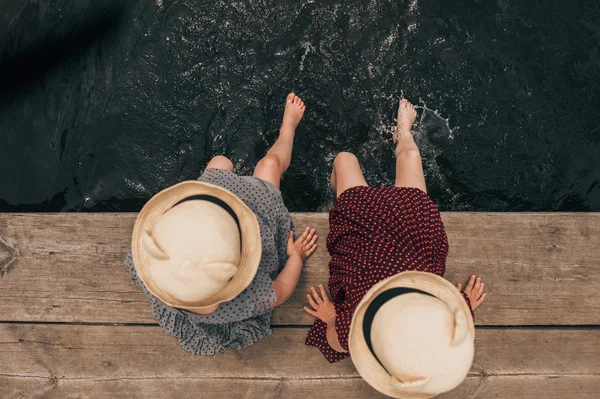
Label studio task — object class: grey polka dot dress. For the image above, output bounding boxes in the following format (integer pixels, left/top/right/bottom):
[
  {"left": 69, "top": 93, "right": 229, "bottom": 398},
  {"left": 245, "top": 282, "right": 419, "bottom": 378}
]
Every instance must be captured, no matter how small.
[{"left": 124, "top": 168, "right": 294, "bottom": 355}]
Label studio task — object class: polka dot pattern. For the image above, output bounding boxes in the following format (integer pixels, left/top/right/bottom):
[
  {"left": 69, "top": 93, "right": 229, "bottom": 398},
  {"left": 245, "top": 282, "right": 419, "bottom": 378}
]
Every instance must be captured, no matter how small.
[
  {"left": 124, "top": 168, "right": 294, "bottom": 355},
  {"left": 305, "top": 186, "right": 453, "bottom": 363}
]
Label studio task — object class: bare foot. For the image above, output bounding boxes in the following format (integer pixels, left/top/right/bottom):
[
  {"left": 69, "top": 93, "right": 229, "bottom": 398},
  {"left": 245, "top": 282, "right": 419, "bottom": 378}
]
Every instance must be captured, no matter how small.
[
  {"left": 394, "top": 98, "right": 417, "bottom": 141},
  {"left": 281, "top": 92, "right": 306, "bottom": 135},
  {"left": 456, "top": 275, "right": 487, "bottom": 311}
]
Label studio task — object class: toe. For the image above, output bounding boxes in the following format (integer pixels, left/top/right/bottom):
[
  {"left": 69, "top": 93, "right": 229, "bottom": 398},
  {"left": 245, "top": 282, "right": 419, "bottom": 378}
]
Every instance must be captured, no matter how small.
[{"left": 287, "top": 92, "right": 295, "bottom": 102}]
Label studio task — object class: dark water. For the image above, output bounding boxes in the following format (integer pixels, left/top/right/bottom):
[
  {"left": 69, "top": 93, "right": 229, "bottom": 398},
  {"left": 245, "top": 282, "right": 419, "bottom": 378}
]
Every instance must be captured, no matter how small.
[{"left": 1, "top": 0, "right": 599, "bottom": 212}]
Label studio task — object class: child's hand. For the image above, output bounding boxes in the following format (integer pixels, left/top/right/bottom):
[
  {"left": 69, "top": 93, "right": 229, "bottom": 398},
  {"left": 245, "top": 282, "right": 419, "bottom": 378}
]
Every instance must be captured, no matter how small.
[
  {"left": 304, "top": 284, "right": 336, "bottom": 325},
  {"left": 456, "top": 275, "right": 487, "bottom": 311},
  {"left": 287, "top": 227, "right": 318, "bottom": 262}
]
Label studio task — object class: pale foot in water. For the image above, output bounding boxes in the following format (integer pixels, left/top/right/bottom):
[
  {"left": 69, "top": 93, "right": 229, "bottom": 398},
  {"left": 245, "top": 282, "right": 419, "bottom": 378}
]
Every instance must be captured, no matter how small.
[
  {"left": 280, "top": 92, "right": 306, "bottom": 136},
  {"left": 393, "top": 98, "right": 418, "bottom": 142}
]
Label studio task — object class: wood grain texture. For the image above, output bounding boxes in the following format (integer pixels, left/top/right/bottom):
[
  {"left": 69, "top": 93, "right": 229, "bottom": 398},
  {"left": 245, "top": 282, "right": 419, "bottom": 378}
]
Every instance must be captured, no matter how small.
[
  {"left": 1, "top": 324, "right": 599, "bottom": 398},
  {"left": 0, "top": 325, "right": 598, "bottom": 379},
  {"left": 1, "top": 375, "right": 599, "bottom": 399},
  {"left": 0, "top": 213, "right": 599, "bottom": 325}
]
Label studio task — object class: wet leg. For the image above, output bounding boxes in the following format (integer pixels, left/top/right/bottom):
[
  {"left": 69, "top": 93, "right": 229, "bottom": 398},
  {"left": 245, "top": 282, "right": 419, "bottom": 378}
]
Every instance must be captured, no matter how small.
[
  {"left": 206, "top": 155, "right": 234, "bottom": 172},
  {"left": 253, "top": 93, "right": 305, "bottom": 189},
  {"left": 331, "top": 152, "right": 368, "bottom": 198},
  {"left": 394, "top": 99, "right": 426, "bottom": 192}
]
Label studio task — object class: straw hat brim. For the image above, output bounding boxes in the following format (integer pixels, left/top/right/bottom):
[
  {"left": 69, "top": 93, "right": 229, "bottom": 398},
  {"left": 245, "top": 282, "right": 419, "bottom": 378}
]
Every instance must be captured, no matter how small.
[
  {"left": 131, "top": 180, "right": 262, "bottom": 312},
  {"left": 348, "top": 271, "right": 475, "bottom": 399}
]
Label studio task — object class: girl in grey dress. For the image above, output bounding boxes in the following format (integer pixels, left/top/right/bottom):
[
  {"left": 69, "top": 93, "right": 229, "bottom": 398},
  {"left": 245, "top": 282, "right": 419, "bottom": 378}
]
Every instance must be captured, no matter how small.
[{"left": 125, "top": 93, "right": 318, "bottom": 354}]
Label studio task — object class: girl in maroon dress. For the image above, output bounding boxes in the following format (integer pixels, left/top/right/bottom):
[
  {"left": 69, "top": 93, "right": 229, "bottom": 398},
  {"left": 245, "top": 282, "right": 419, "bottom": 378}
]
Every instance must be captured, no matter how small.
[{"left": 304, "top": 99, "right": 487, "bottom": 363}]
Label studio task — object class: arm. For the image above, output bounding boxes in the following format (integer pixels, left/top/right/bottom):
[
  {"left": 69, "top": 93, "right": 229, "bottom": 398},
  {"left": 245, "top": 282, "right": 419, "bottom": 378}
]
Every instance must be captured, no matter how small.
[
  {"left": 272, "top": 254, "right": 303, "bottom": 307},
  {"left": 272, "top": 228, "right": 318, "bottom": 307},
  {"left": 305, "top": 284, "right": 348, "bottom": 353},
  {"left": 326, "top": 318, "right": 347, "bottom": 353}
]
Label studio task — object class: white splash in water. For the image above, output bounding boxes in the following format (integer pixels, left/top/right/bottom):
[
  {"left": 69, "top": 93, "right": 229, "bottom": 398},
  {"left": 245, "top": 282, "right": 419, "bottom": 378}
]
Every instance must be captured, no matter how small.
[
  {"left": 371, "top": 97, "right": 458, "bottom": 202},
  {"left": 406, "top": 0, "right": 419, "bottom": 32},
  {"left": 299, "top": 41, "right": 315, "bottom": 72},
  {"left": 408, "top": 0, "right": 419, "bottom": 13},
  {"left": 125, "top": 178, "right": 150, "bottom": 194},
  {"left": 414, "top": 100, "right": 455, "bottom": 140}
]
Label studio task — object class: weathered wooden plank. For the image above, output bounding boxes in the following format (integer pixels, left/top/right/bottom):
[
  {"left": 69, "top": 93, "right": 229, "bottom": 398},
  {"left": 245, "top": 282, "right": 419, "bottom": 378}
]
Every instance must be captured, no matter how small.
[
  {"left": 0, "top": 377, "right": 285, "bottom": 399},
  {"left": 0, "top": 213, "right": 599, "bottom": 325},
  {"left": 0, "top": 325, "right": 598, "bottom": 379},
  {"left": 292, "top": 376, "right": 600, "bottom": 399},
  {"left": 1, "top": 376, "right": 599, "bottom": 399}
]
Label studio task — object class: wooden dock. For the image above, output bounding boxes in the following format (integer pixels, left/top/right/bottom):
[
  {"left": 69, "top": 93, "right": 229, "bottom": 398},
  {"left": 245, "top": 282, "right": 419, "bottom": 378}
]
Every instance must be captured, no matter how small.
[{"left": 1, "top": 213, "right": 599, "bottom": 398}]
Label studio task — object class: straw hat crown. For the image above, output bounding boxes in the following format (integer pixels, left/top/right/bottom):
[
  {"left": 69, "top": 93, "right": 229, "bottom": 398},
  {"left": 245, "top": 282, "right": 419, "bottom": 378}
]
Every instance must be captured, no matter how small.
[
  {"left": 370, "top": 293, "right": 474, "bottom": 396},
  {"left": 143, "top": 200, "right": 240, "bottom": 303}
]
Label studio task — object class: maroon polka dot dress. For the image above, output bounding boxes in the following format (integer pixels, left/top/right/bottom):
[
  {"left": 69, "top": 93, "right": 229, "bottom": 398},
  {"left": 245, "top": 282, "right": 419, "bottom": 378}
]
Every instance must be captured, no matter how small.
[{"left": 305, "top": 186, "right": 473, "bottom": 363}]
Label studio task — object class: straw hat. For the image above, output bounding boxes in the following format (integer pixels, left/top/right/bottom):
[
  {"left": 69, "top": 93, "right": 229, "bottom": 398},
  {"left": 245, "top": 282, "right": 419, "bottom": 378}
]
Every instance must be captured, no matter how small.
[
  {"left": 348, "top": 271, "right": 475, "bottom": 398},
  {"left": 131, "top": 180, "right": 261, "bottom": 312}
]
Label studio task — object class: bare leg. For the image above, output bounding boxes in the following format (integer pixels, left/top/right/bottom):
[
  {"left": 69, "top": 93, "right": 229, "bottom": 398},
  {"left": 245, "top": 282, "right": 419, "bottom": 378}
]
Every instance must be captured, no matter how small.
[
  {"left": 253, "top": 93, "right": 305, "bottom": 189},
  {"left": 206, "top": 155, "right": 234, "bottom": 172},
  {"left": 331, "top": 152, "right": 368, "bottom": 198},
  {"left": 394, "top": 99, "right": 426, "bottom": 192}
]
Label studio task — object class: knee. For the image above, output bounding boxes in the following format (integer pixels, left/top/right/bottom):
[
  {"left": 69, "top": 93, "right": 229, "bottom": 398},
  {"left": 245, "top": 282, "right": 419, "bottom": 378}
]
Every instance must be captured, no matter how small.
[
  {"left": 207, "top": 155, "right": 234, "bottom": 172},
  {"left": 256, "top": 155, "right": 283, "bottom": 173},
  {"left": 334, "top": 152, "right": 359, "bottom": 169},
  {"left": 396, "top": 148, "right": 422, "bottom": 164}
]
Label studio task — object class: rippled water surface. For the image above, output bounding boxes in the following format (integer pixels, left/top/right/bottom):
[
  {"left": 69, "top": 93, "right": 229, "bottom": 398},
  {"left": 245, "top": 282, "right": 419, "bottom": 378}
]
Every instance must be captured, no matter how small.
[{"left": 1, "top": 0, "right": 599, "bottom": 212}]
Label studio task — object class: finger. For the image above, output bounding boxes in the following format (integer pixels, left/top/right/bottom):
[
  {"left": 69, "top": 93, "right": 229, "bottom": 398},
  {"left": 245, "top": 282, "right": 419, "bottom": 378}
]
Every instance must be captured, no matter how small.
[
  {"left": 319, "top": 284, "right": 328, "bottom": 301},
  {"left": 465, "top": 275, "right": 476, "bottom": 292},
  {"left": 287, "top": 231, "right": 294, "bottom": 244},
  {"left": 302, "top": 233, "right": 313, "bottom": 248},
  {"left": 477, "top": 293, "right": 487, "bottom": 306},
  {"left": 473, "top": 277, "right": 481, "bottom": 295},
  {"left": 306, "top": 293, "right": 319, "bottom": 309},
  {"left": 303, "top": 306, "right": 318, "bottom": 317},
  {"left": 305, "top": 234, "right": 318, "bottom": 249},
  {"left": 302, "top": 229, "right": 313, "bottom": 244},
  {"left": 304, "top": 227, "right": 315, "bottom": 242},
  {"left": 476, "top": 282, "right": 485, "bottom": 298},
  {"left": 306, "top": 244, "right": 318, "bottom": 256},
  {"left": 303, "top": 228, "right": 316, "bottom": 245},
  {"left": 456, "top": 283, "right": 462, "bottom": 291},
  {"left": 297, "top": 227, "right": 310, "bottom": 242},
  {"left": 311, "top": 286, "right": 323, "bottom": 304}
]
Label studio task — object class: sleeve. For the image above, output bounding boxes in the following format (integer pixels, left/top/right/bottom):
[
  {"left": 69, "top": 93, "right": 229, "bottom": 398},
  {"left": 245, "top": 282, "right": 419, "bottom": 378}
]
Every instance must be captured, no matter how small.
[{"left": 461, "top": 291, "right": 475, "bottom": 320}]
